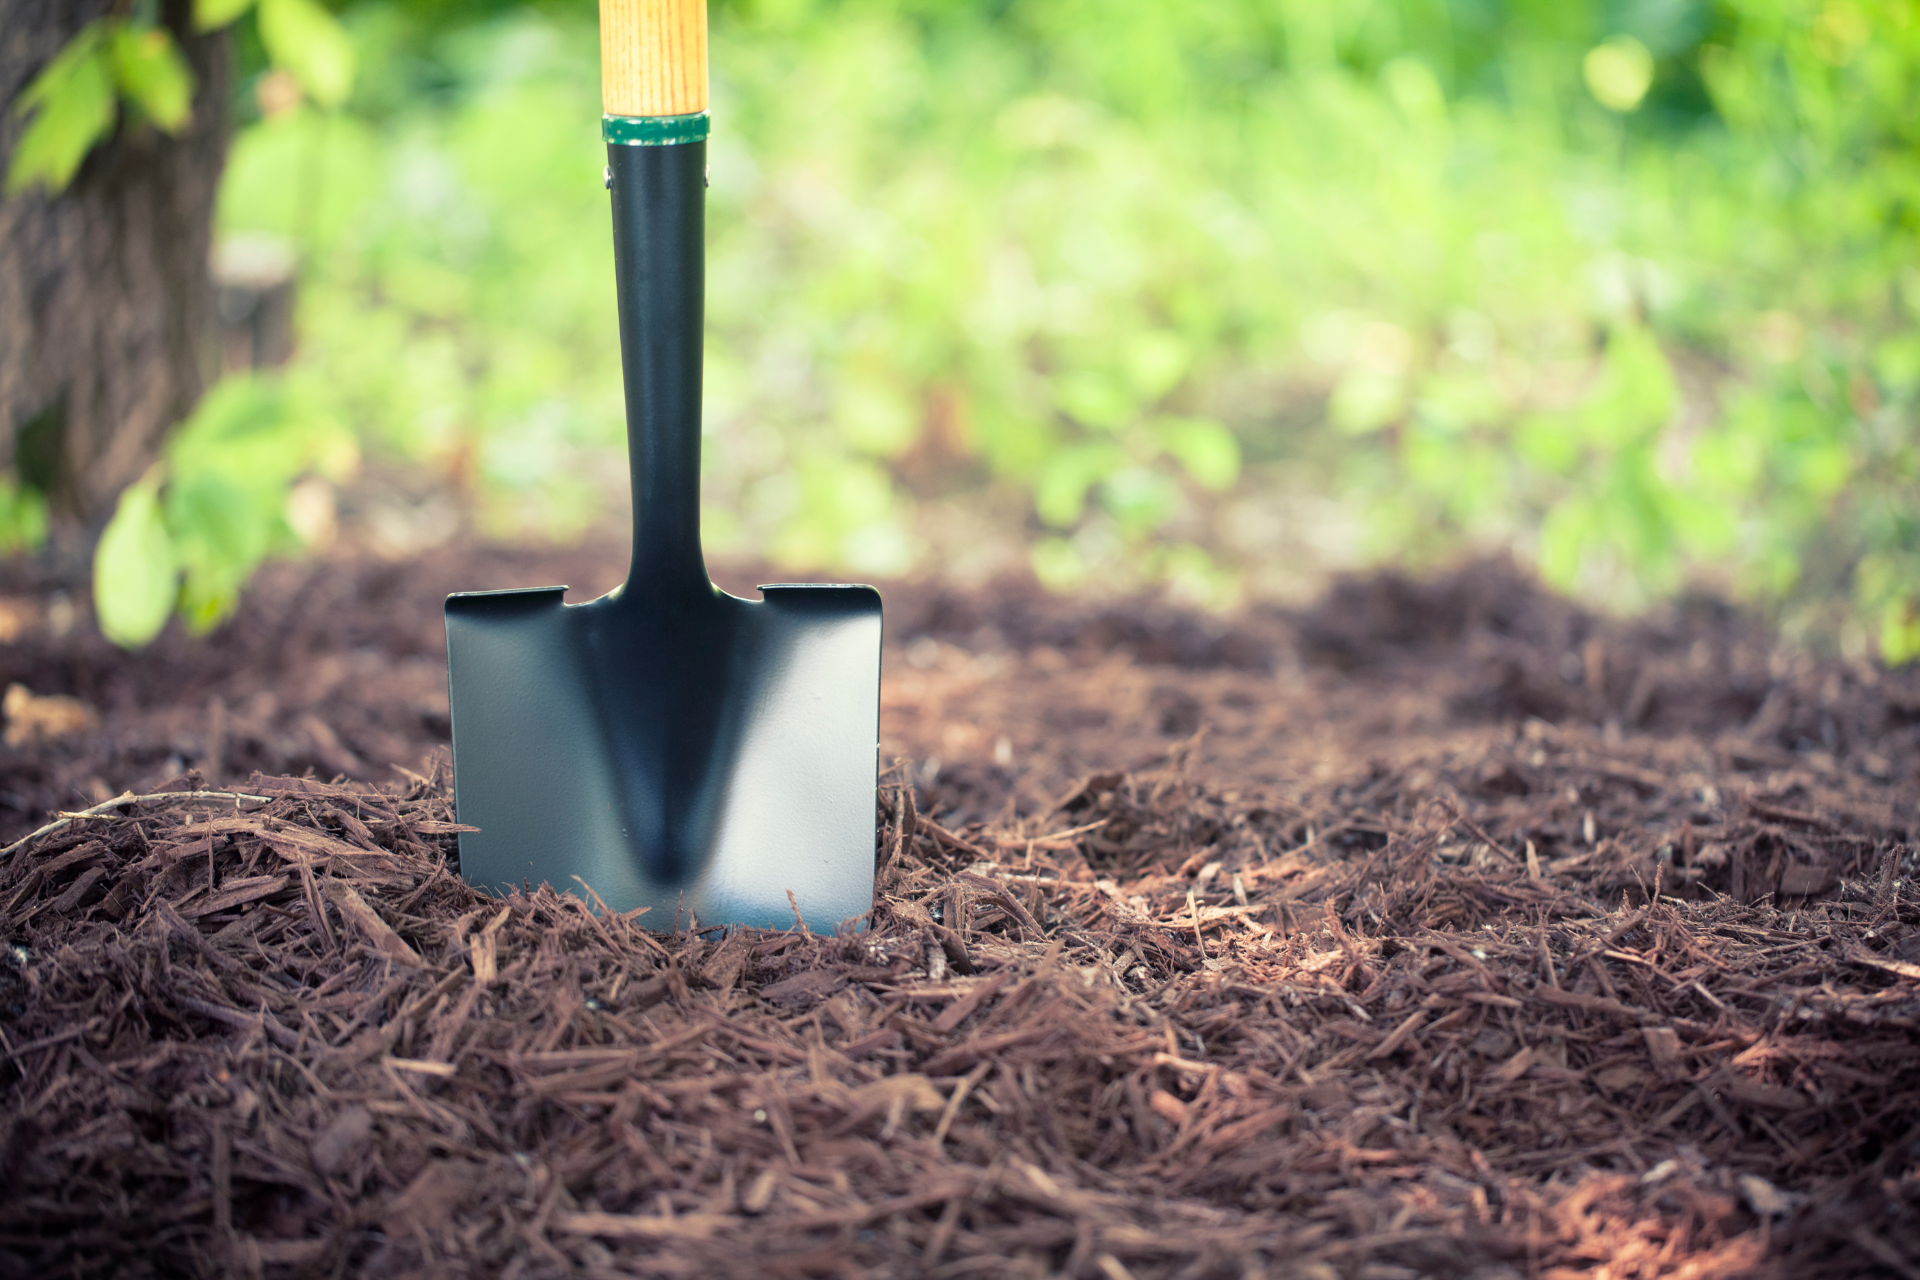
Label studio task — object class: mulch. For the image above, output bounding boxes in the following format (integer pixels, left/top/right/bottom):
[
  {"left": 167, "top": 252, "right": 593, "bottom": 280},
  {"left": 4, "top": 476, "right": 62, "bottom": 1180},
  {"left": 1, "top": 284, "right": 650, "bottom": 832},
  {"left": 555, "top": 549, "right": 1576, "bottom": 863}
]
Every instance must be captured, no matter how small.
[{"left": 0, "top": 547, "right": 1916, "bottom": 1278}]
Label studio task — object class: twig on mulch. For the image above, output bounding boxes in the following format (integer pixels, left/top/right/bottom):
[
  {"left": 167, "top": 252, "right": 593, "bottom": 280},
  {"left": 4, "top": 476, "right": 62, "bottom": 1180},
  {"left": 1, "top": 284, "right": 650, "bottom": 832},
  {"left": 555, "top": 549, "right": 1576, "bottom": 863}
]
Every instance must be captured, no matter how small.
[{"left": 0, "top": 788, "right": 273, "bottom": 861}]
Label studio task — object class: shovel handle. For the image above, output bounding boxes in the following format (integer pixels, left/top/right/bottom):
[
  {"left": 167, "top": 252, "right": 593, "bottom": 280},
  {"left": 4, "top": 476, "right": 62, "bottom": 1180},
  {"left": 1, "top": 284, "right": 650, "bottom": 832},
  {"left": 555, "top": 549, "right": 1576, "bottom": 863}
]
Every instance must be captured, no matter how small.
[{"left": 601, "top": 0, "right": 708, "bottom": 118}]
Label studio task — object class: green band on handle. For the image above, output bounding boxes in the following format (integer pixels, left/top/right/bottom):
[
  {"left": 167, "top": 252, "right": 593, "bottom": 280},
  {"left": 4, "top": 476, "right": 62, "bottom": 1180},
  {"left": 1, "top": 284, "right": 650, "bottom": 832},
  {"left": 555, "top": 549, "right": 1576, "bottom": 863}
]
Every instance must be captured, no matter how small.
[{"left": 603, "top": 111, "right": 710, "bottom": 146}]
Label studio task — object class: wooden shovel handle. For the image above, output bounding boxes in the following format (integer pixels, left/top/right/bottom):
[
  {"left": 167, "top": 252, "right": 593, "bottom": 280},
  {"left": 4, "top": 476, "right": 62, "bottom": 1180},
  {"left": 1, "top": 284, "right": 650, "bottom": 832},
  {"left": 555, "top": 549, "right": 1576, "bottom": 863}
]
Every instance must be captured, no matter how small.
[{"left": 601, "top": 0, "right": 708, "bottom": 118}]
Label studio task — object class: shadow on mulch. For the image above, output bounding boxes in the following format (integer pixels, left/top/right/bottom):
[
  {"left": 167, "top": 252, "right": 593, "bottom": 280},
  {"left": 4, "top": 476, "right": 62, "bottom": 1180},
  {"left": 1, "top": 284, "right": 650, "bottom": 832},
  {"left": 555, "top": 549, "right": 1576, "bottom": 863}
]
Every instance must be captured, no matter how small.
[{"left": 0, "top": 549, "right": 1916, "bottom": 1278}]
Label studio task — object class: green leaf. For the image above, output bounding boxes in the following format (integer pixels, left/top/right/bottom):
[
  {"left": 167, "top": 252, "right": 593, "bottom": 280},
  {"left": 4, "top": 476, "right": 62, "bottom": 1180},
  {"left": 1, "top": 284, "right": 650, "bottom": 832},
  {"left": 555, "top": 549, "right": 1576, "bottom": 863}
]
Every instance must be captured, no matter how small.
[
  {"left": 94, "top": 472, "right": 180, "bottom": 650},
  {"left": 1872, "top": 334, "right": 1920, "bottom": 394},
  {"left": 1030, "top": 537, "right": 1085, "bottom": 591},
  {"left": 166, "top": 471, "right": 276, "bottom": 606},
  {"left": 1880, "top": 596, "right": 1920, "bottom": 666},
  {"left": 1381, "top": 56, "right": 1447, "bottom": 128},
  {"left": 971, "top": 408, "right": 1055, "bottom": 479},
  {"left": 795, "top": 454, "right": 895, "bottom": 527},
  {"left": 1792, "top": 439, "right": 1854, "bottom": 500},
  {"left": 13, "top": 22, "right": 108, "bottom": 115},
  {"left": 169, "top": 375, "right": 289, "bottom": 449},
  {"left": 108, "top": 25, "right": 194, "bottom": 133},
  {"left": 157, "top": 374, "right": 351, "bottom": 631},
  {"left": 0, "top": 479, "right": 48, "bottom": 553},
  {"left": 1123, "top": 331, "right": 1189, "bottom": 402},
  {"left": 1329, "top": 370, "right": 1404, "bottom": 435},
  {"left": 1053, "top": 371, "right": 1135, "bottom": 432},
  {"left": 1157, "top": 417, "right": 1240, "bottom": 491},
  {"left": 1514, "top": 412, "right": 1583, "bottom": 474},
  {"left": 1584, "top": 36, "right": 1654, "bottom": 113},
  {"left": 1099, "top": 466, "right": 1177, "bottom": 534},
  {"left": 193, "top": 0, "right": 257, "bottom": 33},
  {"left": 1581, "top": 326, "right": 1676, "bottom": 447},
  {"left": 1689, "top": 421, "right": 1765, "bottom": 493},
  {"left": 6, "top": 25, "right": 115, "bottom": 195},
  {"left": 1605, "top": 448, "right": 1676, "bottom": 577},
  {"left": 1537, "top": 498, "right": 1598, "bottom": 591},
  {"left": 836, "top": 378, "right": 918, "bottom": 457},
  {"left": 1404, "top": 418, "right": 1505, "bottom": 529},
  {"left": 176, "top": 558, "right": 247, "bottom": 634},
  {"left": 257, "top": 0, "right": 355, "bottom": 108},
  {"left": 1162, "top": 543, "right": 1234, "bottom": 609},
  {"left": 1033, "top": 442, "right": 1126, "bottom": 527},
  {"left": 1668, "top": 492, "right": 1738, "bottom": 559},
  {"left": 1415, "top": 367, "right": 1503, "bottom": 432}
]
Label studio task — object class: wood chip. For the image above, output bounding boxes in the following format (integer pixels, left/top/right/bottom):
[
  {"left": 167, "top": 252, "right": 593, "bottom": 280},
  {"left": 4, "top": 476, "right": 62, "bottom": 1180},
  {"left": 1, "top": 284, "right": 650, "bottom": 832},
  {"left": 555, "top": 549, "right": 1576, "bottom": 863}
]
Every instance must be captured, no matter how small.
[
  {"left": 325, "top": 879, "right": 423, "bottom": 965},
  {"left": 0, "top": 560, "right": 1913, "bottom": 1278}
]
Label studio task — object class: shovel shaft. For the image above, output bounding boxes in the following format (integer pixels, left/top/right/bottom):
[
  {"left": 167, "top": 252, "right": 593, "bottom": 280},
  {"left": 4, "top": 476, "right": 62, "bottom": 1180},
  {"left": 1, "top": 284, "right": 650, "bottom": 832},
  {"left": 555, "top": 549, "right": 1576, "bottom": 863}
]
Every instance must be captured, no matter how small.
[
  {"left": 600, "top": 0, "right": 708, "bottom": 118},
  {"left": 609, "top": 139, "right": 709, "bottom": 599}
]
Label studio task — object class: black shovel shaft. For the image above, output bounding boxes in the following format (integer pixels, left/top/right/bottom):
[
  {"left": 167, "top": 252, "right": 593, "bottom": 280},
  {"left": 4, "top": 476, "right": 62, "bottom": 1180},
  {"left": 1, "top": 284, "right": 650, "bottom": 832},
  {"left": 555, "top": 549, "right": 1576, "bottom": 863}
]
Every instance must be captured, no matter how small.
[{"left": 609, "top": 140, "right": 708, "bottom": 599}]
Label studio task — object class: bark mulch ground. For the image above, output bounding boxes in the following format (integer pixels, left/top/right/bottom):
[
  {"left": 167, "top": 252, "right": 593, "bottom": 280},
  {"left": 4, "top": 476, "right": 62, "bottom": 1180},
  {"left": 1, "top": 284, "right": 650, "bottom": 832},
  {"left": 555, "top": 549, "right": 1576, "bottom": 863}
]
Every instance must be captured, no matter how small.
[{"left": 0, "top": 546, "right": 1916, "bottom": 1278}]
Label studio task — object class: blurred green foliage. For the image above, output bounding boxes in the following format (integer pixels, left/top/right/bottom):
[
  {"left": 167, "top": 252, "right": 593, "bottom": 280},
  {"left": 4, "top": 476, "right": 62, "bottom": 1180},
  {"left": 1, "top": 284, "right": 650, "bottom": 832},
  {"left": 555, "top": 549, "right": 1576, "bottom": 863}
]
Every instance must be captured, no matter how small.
[
  {"left": 30, "top": 0, "right": 1920, "bottom": 656},
  {"left": 6, "top": 17, "right": 192, "bottom": 195},
  {"left": 92, "top": 374, "right": 357, "bottom": 646},
  {"left": 6, "top": 0, "right": 356, "bottom": 198},
  {"left": 8, "top": 0, "right": 363, "bottom": 649}
]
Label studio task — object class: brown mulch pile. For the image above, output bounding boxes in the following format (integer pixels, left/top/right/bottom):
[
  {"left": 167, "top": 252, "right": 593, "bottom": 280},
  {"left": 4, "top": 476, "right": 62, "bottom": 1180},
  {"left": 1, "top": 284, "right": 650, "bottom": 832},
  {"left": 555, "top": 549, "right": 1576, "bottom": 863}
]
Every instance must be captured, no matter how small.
[{"left": 1, "top": 549, "right": 1917, "bottom": 1278}]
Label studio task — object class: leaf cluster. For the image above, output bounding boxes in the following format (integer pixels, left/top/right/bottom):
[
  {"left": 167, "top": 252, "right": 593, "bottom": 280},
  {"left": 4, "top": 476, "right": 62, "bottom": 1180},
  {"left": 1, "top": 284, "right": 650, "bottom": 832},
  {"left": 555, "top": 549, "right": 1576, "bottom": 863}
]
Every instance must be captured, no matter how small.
[
  {"left": 6, "top": 18, "right": 192, "bottom": 195},
  {"left": 92, "top": 375, "right": 357, "bottom": 649},
  {"left": 6, "top": 0, "right": 356, "bottom": 197}
]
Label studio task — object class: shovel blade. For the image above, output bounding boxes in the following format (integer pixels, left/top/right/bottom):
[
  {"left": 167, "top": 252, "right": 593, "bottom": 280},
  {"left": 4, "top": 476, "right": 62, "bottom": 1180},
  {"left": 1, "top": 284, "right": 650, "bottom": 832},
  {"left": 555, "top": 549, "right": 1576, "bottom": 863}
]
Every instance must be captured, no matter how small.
[{"left": 445, "top": 583, "right": 881, "bottom": 930}]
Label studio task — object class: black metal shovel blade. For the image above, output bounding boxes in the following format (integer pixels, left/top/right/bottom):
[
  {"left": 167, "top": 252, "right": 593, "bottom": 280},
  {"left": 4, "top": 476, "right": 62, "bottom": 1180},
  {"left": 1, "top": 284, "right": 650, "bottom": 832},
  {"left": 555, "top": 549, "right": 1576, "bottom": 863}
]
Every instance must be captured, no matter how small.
[{"left": 446, "top": 581, "right": 881, "bottom": 930}]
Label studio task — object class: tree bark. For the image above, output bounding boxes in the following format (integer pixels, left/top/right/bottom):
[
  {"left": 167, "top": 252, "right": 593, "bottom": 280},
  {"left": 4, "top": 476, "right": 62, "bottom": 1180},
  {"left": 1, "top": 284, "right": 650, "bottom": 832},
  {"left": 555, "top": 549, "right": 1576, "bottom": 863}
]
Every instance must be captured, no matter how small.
[{"left": 0, "top": 0, "right": 228, "bottom": 556}]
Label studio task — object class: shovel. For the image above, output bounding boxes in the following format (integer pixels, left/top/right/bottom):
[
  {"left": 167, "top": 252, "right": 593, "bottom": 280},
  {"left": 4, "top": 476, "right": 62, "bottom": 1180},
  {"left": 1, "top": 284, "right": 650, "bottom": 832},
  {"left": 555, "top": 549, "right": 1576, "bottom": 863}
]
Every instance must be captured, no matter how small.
[{"left": 444, "top": 0, "right": 882, "bottom": 931}]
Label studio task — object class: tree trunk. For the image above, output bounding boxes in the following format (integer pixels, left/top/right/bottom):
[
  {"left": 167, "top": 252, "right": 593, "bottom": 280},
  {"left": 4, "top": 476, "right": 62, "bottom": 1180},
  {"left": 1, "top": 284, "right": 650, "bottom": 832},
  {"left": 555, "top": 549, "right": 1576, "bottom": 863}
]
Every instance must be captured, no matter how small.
[{"left": 0, "top": 0, "right": 228, "bottom": 560}]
